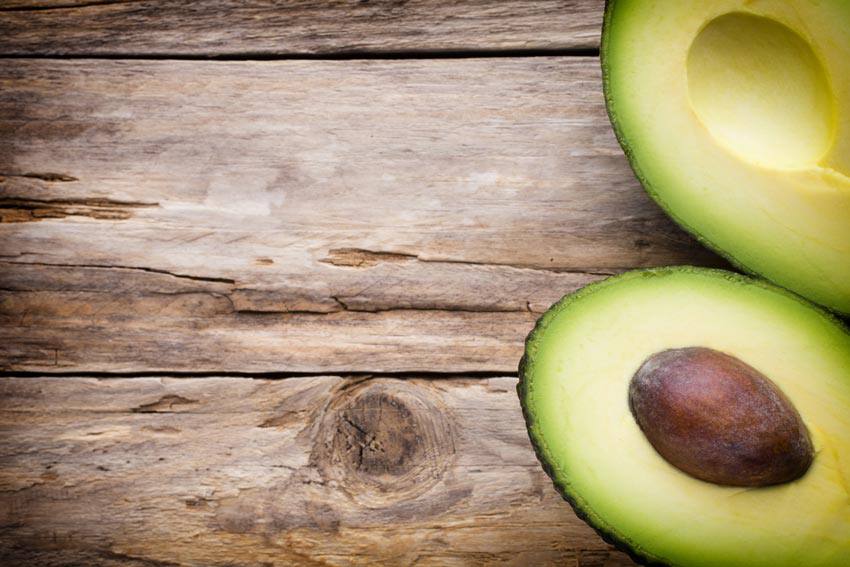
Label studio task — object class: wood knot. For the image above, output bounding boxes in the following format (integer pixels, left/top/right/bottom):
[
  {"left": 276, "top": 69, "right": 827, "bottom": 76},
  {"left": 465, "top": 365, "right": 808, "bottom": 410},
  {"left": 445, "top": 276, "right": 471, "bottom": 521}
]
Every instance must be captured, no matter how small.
[{"left": 313, "top": 380, "right": 455, "bottom": 506}]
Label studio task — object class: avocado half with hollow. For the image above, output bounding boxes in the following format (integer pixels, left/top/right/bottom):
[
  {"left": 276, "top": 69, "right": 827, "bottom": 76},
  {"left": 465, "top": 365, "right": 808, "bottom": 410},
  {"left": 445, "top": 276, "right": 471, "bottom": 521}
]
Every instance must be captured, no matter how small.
[
  {"left": 518, "top": 268, "right": 850, "bottom": 567},
  {"left": 602, "top": 0, "right": 850, "bottom": 314}
]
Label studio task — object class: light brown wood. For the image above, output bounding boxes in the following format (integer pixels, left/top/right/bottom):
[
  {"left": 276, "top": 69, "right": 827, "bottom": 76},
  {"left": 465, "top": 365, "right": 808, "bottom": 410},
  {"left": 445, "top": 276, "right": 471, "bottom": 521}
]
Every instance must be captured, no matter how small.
[
  {"left": 0, "top": 3, "right": 722, "bottom": 564},
  {"left": 0, "top": 375, "right": 638, "bottom": 566},
  {"left": 0, "top": 58, "right": 722, "bottom": 373},
  {"left": 0, "top": 0, "right": 603, "bottom": 56},
  {"left": 0, "top": 4, "right": 724, "bottom": 564}
]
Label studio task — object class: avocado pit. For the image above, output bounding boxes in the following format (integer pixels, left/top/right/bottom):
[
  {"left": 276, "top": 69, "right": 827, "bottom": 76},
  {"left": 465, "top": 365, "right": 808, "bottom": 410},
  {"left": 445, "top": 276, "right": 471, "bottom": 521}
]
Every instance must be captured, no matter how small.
[{"left": 629, "top": 347, "right": 813, "bottom": 487}]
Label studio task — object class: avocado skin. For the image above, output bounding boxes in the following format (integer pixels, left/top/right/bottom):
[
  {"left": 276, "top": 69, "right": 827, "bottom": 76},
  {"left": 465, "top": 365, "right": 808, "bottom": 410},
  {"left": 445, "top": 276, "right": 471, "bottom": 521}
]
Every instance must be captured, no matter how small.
[
  {"left": 517, "top": 270, "right": 668, "bottom": 567},
  {"left": 600, "top": 0, "right": 849, "bottom": 317},
  {"left": 518, "top": 354, "right": 668, "bottom": 567},
  {"left": 517, "top": 266, "right": 850, "bottom": 567}
]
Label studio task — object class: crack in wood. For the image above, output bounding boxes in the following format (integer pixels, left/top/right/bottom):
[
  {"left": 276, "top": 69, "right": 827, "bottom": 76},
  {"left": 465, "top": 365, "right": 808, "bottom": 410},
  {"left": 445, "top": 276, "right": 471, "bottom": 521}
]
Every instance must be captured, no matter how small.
[
  {"left": 328, "top": 295, "right": 531, "bottom": 314},
  {"left": 326, "top": 296, "right": 531, "bottom": 314},
  {"left": 95, "top": 549, "right": 181, "bottom": 567},
  {"left": 0, "top": 0, "right": 135, "bottom": 12},
  {"left": 321, "top": 248, "right": 417, "bottom": 268},
  {"left": 321, "top": 247, "right": 618, "bottom": 276},
  {"left": 0, "top": 260, "right": 235, "bottom": 285},
  {"left": 131, "top": 394, "right": 198, "bottom": 413},
  {"left": 0, "top": 172, "right": 78, "bottom": 182},
  {"left": 0, "top": 197, "right": 157, "bottom": 223},
  {"left": 227, "top": 295, "right": 531, "bottom": 315},
  {"left": 0, "top": 481, "right": 46, "bottom": 494}
]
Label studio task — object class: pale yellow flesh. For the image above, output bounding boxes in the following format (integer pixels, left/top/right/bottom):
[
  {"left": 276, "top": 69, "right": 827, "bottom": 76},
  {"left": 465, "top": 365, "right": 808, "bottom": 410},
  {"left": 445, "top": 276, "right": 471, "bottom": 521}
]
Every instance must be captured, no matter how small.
[
  {"left": 605, "top": 0, "right": 850, "bottom": 313},
  {"left": 687, "top": 11, "right": 834, "bottom": 170},
  {"left": 525, "top": 270, "right": 850, "bottom": 567}
]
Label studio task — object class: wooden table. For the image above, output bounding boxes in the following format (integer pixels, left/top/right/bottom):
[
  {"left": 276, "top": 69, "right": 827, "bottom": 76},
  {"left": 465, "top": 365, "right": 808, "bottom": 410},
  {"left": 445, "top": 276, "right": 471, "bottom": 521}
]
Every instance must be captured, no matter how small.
[{"left": 0, "top": 2, "right": 723, "bottom": 565}]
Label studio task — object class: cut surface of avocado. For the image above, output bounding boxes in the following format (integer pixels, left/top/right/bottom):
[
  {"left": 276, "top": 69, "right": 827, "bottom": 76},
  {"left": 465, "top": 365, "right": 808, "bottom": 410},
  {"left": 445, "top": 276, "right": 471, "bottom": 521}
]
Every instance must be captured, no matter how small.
[
  {"left": 519, "top": 267, "right": 850, "bottom": 567},
  {"left": 602, "top": 0, "right": 850, "bottom": 314}
]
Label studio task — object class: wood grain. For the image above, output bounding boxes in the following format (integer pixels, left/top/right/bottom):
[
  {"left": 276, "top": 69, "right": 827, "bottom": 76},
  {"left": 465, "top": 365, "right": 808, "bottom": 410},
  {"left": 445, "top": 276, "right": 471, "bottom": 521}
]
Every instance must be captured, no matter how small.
[
  {"left": 0, "top": 375, "right": 637, "bottom": 566},
  {"left": 0, "top": 0, "right": 603, "bottom": 57},
  {"left": 0, "top": 57, "right": 722, "bottom": 373}
]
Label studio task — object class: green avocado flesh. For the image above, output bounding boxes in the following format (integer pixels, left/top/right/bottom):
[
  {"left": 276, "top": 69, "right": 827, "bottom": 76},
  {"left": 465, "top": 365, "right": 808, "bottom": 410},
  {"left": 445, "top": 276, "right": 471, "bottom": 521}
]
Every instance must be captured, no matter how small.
[
  {"left": 602, "top": 0, "right": 850, "bottom": 314},
  {"left": 518, "top": 268, "right": 850, "bottom": 567}
]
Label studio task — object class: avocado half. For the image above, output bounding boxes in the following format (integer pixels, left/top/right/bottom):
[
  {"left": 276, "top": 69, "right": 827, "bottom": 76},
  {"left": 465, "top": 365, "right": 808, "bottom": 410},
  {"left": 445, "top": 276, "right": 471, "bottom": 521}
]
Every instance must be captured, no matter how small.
[
  {"left": 602, "top": 0, "right": 850, "bottom": 314},
  {"left": 518, "top": 267, "right": 850, "bottom": 567}
]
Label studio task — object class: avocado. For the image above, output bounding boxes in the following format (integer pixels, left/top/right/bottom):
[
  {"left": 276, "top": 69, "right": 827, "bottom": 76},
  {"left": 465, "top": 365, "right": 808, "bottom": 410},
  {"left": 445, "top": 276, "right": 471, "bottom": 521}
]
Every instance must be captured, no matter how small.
[
  {"left": 518, "top": 267, "right": 850, "bottom": 567},
  {"left": 601, "top": 0, "right": 850, "bottom": 314}
]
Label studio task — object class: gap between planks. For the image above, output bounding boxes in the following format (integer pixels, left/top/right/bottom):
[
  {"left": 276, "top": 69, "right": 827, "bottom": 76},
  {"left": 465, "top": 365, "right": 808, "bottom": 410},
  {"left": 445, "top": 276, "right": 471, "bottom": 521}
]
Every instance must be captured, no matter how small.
[
  {"left": 0, "top": 370, "right": 512, "bottom": 380},
  {"left": 0, "top": 48, "right": 600, "bottom": 61}
]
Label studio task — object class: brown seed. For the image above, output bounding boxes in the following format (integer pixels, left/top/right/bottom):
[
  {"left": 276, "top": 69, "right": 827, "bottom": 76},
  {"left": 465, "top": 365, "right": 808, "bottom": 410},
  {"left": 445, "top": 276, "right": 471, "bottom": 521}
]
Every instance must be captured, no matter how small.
[{"left": 629, "top": 347, "right": 813, "bottom": 487}]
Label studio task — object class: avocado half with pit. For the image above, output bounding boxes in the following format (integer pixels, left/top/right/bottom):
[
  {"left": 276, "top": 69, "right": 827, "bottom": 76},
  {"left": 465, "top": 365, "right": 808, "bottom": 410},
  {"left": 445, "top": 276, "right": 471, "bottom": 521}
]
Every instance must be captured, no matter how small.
[
  {"left": 602, "top": 0, "right": 850, "bottom": 314},
  {"left": 518, "top": 267, "right": 850, "bottom": 567}
]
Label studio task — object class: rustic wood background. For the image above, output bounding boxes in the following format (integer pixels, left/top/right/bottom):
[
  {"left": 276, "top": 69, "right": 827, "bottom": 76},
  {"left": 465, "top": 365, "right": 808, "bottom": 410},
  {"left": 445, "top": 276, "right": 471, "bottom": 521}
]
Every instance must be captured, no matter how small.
[{"left": 0, "top": 2, "right": 723, "bottom": 565}]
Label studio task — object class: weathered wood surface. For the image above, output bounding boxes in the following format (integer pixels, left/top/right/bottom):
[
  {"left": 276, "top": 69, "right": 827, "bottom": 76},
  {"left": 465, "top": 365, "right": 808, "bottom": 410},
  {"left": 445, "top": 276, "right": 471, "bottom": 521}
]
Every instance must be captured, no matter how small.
[
  {"left": 0, "top": 3, "right": 715, "bottom": 562},
  {"left": 0, "top": 375, "right": 636, "bottom": 566},
  {"left": 0, "top": 1, "right": 603, "bottom": 57},
  {"left": 0, "top": 58, "right": 721, "bottom": 373}
]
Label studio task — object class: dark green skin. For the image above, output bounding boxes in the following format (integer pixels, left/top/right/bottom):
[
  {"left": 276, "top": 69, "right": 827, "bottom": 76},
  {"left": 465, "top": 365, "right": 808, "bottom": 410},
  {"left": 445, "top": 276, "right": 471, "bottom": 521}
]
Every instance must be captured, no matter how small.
[{"left": 517, "top": 267, "right": 850, "bottom": 567}]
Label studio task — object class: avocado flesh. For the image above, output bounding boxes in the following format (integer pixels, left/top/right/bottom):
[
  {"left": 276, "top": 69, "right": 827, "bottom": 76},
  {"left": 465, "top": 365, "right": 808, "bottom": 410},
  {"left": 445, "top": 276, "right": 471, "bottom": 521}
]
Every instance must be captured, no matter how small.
[
  {"left": 519, "top": 268, "right": 850, "bottom": 567},
  {"left": 602, "top": 0, "right": 850, "bottom": 314}
]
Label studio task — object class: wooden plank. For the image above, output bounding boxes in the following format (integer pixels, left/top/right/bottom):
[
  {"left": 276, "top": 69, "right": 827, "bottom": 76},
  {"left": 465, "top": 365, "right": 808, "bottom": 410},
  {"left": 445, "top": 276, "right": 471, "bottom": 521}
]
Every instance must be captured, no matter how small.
[
  {"left": 0, "top": 0, "right": 603, "bottom": 57},
  {"left": 0, "top": 58, "right": 723, "bottom": 373},
  {"left": 0, "top": 375, "right": 637, "bottom": 566}
]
